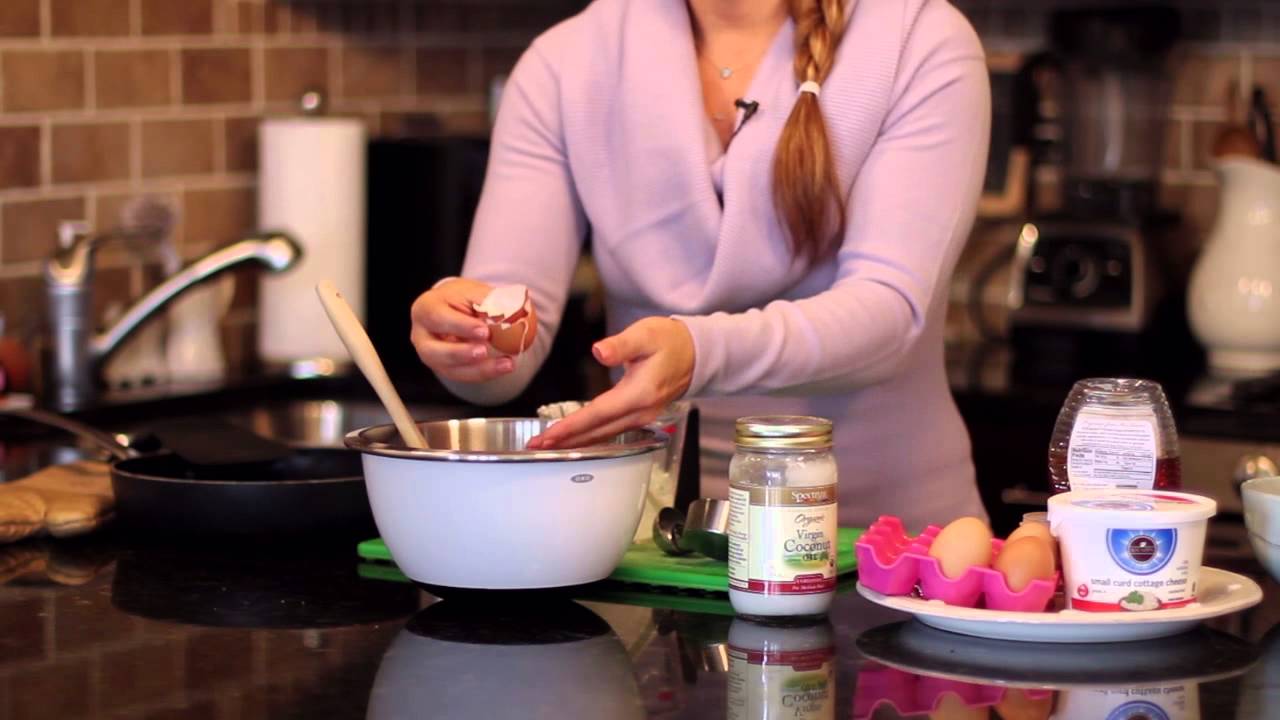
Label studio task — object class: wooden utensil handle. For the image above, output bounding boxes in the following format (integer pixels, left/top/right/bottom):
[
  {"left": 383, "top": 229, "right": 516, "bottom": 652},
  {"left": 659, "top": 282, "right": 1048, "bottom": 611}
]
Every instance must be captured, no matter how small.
[{"left": 315, "top": 280, "right": 428, "bottom": 449}]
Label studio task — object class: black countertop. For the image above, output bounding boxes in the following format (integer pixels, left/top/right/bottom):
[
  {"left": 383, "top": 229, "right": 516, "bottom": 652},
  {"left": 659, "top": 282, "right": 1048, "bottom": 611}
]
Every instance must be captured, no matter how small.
[
  {"left": 947, "top": 341, "right": 1280, "bottom": 445},
  {"left": 1, "top": 527, "right": 1278, "bottom": 720}
]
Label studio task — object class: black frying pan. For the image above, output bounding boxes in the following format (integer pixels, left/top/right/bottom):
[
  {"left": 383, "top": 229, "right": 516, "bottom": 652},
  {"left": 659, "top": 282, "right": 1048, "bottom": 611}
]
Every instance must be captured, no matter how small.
[{"left": 4, "top": 408, "right": 373, "bottom": 535}]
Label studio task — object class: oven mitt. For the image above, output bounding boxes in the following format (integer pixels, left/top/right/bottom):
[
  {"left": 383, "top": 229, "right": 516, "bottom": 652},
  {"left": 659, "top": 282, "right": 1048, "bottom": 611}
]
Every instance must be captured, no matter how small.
[
  {"left": 0, "top": 541, "right": 115, "bottom": 586},
  {"left": 0, "top": 543, "right": 45, "bottom": 581},
  {"left": 0, "top": 461, "right": 114, "bottom": 542}
]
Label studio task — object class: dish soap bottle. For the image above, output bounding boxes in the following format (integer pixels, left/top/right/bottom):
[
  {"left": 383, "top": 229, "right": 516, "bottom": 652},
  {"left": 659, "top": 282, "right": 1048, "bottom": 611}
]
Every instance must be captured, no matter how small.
[
  {"left": 728, "top": 416, "right": 838, "bottom": 618},
  {"left": 1048, "top": 378, "right": 1181, "bottom": 493}
]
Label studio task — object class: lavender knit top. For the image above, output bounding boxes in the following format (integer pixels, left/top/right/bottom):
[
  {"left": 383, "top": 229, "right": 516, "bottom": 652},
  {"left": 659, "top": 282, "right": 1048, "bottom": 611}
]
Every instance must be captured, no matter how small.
[{"left": 440, "top": 0, "right": 992, "bottom": 529}]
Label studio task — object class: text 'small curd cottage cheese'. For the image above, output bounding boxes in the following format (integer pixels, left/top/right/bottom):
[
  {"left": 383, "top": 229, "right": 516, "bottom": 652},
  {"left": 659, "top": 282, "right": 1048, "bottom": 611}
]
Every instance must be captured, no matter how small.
[{"left": 1048, "top": 491, "right": 1216, "bottom": 612}]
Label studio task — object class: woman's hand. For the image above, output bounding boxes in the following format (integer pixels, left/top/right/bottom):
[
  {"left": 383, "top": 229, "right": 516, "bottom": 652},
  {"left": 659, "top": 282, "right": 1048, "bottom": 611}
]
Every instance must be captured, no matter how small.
[
  {"left": 410, "top": 278, "right": 517, "bottom": 383},
  {"left": 528, "top": 317, "right": 695, "bottom": 449}
]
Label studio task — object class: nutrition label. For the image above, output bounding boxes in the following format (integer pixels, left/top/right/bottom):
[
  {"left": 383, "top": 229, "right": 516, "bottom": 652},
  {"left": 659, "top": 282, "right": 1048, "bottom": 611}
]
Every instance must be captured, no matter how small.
[
  {"left": 727, "top": 487, "right": 750, "bottom": 586},
  {"left": 1067, "top": 408, "right": 1157, "bottom": 489}
]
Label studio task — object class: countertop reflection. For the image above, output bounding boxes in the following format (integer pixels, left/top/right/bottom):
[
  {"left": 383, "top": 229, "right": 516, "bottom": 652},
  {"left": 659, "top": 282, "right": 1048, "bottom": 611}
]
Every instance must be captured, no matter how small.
[
  {"left": 1, "top": 532, "right": 1278, "bottom": 719},
  {"left": 855, "top": 621, "right": 1267, "bottom": 719}
]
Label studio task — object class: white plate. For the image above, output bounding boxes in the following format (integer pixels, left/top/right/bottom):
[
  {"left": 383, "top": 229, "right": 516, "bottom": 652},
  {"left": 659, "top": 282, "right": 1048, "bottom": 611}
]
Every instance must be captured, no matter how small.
[{"left": 855, "top": 566, "right": 1263, "bottom": 643}]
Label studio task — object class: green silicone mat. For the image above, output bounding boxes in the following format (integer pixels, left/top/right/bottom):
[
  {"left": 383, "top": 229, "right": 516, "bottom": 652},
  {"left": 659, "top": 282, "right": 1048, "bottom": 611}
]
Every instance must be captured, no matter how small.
[
  {"left": 356, "top": 564, "right": 862, "bottom": 616},
  {"left": 357, "top": 527, "right": 863, "bottom": 594}
]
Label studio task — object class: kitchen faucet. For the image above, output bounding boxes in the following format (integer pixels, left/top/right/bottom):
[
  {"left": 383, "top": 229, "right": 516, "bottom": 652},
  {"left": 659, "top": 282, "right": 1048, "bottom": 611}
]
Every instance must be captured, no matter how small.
[{"left": 44, "top": 222, "right": 303, "bottom": 411}]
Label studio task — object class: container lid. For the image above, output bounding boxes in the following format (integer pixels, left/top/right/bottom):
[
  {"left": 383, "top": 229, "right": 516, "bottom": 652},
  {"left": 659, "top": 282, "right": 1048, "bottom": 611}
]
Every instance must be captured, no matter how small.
[
  {"left": 734, "top": 416, "right": 832, "bottom": 450},
  {"left": 1047, "top": 490, "right": 1217, "bottom": 525}
]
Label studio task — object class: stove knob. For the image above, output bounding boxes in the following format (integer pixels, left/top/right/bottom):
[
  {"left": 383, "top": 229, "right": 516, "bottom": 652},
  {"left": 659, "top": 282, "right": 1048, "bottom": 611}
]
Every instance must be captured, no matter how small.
[{"left": 1233, "top": 454, "right": 1279, "bottom": 496}]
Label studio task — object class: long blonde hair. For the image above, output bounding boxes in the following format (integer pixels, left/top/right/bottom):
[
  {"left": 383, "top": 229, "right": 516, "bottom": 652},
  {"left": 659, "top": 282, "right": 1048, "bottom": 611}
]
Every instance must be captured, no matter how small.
[{"left": 773, "top": 0, "right": 848, "bottom": 264}]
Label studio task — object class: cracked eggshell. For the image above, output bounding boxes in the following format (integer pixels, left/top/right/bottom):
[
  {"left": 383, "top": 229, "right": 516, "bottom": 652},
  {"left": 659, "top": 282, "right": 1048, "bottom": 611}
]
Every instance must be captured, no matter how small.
[{"left": 473, "top": 284, "right": 537, "bottom": 355}]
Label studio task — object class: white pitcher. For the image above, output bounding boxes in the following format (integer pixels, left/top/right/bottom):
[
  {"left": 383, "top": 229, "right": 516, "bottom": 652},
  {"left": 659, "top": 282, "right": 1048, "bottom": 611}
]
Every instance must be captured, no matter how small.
[{"left": 1188, "top": 158, "right": 1280, "bottom": 375}]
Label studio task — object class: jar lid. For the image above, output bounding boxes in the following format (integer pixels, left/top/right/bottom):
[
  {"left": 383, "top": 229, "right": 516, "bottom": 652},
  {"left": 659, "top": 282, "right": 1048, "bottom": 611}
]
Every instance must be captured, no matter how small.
[
  {"left": 1048, "top": 490, "right": 1217, "bottom": 526},
  {"left": 735, "top": 416, "right": 832, "bottom": 450},
  {"left": 1072, "top": 378, "right": 1166, "bottom": 404}
]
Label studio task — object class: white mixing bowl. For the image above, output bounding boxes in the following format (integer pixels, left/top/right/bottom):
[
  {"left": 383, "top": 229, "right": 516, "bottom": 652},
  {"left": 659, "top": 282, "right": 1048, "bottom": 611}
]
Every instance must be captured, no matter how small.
[
  {"left": 1242, "top": 476, "right": 1280, "bottom": 583},
  {"left": 346, "top": 418, "right": 666, "bottom": 589}
]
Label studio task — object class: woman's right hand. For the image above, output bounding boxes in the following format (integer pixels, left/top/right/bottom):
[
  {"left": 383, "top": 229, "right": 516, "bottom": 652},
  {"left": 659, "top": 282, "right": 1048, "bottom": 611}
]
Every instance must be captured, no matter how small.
[{"left": 410, "top": 278, "right": 517, "bottom": 383}]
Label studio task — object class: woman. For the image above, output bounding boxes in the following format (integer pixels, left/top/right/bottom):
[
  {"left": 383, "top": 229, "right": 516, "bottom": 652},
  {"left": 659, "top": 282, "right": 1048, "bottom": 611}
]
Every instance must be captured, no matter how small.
[{"left": 410, "top": 0, "right": 990, "bottom": 529}]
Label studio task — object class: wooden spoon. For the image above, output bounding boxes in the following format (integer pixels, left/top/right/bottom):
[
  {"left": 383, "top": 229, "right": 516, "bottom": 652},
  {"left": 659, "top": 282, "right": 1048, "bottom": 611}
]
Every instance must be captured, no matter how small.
[{"left": 315, "top": 280, "right": 428, "bottom": 449}]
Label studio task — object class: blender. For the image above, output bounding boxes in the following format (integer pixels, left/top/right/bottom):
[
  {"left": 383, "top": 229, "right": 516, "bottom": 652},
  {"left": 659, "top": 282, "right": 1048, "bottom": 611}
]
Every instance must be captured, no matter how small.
[
  {"left": 1007, "top": 6, "right": 1190, "bottom": 379},
  {"left": 1009, "top": 6, "right": 1181, "bottom": 330}
]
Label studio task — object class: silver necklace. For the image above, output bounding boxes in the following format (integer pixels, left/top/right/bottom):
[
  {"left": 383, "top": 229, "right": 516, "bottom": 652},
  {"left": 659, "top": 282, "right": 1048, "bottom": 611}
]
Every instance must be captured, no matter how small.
[
  {"left": 697, "top": 55, "right": 736, "bottom": 121},
  {"left": 700, "top": 54, "right": 735, "bottom": 80}
]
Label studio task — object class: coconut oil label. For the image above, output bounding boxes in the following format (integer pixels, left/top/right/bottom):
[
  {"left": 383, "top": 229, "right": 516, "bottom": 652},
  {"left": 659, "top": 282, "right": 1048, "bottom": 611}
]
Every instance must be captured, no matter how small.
[
  {"left": 1067, "top": 407, "right": 1158, "bottom": 489},
  {"left": 728, "top": 485, "right": 837, "bottom": 595},
  {"left": 726, "top": 647, "right": 835, "bottom": 720}
]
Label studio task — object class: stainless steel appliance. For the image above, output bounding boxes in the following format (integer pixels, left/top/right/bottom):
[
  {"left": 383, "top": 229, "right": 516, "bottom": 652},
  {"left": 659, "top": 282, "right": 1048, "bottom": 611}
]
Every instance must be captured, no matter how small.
[{"left": 1008, "top": 219, "right": 1161, "bottom": 333}]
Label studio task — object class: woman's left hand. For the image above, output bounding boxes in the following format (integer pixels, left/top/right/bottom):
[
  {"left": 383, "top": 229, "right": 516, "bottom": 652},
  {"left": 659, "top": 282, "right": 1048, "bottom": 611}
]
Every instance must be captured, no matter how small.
[{"left": 528, "top": 317, "right": 695, "bottom": 449}]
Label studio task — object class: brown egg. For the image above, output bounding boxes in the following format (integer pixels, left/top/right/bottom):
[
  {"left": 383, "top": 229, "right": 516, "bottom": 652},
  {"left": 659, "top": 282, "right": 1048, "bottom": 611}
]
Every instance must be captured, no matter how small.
[
  {"left": 1008, "top": 522, "right": 1059, "bottom": 567},
  {"left": 929, "top": 692, "right": 988, "bottom": 720},
  {"left": 472, "top": 284, "right": 538, "bottom": 356},
  {"left": 993, "top": 689, "right": 1054, "bottom": 720},
  {"left": 927, "top": 517, "right": 994, "bottom": 579},
  {"left": 994, "top": 536, "right": 1056, "bottom": 593}
]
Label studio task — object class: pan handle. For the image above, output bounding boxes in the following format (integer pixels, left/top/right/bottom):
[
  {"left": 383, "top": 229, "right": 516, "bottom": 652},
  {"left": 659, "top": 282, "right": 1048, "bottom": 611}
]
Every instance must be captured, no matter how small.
[{"left": 0, "top": 407, "right": 138, "bottom": 461}]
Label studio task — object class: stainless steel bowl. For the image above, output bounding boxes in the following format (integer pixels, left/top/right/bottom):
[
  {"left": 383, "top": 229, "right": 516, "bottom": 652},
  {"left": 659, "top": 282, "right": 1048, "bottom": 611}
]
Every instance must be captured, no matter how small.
[{"left": 345, "top": 418, "right": 667, "bottom": 462}]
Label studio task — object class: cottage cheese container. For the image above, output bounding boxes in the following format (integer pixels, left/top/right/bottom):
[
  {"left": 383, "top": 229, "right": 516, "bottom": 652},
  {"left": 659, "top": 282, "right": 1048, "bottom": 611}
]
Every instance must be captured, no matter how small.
[
  {"left": 1048, "top": 490, "right": 1217, "bottom": 612},
  {"left": 728, "top": 416, "right": 838, "bottom": 618}
]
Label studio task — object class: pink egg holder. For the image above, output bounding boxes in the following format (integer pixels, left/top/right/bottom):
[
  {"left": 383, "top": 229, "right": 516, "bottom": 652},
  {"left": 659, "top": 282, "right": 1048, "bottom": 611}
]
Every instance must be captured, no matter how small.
[
  {"left": 855, "top": 515, "right": 1058, "bottom": 612},
  {"left": 852, "top": 662, "right": 1053, "bottom": 719}
]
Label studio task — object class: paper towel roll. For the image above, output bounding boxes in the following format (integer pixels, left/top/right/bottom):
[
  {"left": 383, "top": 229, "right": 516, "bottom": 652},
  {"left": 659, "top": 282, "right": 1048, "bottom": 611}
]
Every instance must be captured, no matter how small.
[{"left": 257, "top": 117, "right": 367, "bottom": 364}]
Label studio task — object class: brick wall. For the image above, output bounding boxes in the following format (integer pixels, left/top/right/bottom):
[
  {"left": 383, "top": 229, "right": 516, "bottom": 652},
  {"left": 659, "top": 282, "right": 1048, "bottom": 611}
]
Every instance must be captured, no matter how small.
[{"left": 0, "top": 0, "right": 582, "bottom": 372}]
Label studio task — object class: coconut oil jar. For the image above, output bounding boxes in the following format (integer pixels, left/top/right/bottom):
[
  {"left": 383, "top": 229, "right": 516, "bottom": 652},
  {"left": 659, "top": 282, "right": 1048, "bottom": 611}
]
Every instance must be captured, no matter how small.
[{"left": 728, "top": 416, "right": 838, "bottom": 618}]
